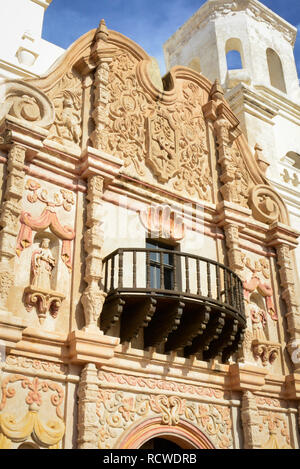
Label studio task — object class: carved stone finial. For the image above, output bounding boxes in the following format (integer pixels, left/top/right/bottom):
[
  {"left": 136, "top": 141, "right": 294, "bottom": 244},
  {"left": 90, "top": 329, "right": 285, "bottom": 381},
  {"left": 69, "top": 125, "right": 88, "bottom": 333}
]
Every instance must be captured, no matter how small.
[
  {"left": 254, "top": 143, "right": 270, "bottom": 174},
  {"left": 211, "top": 78, "right": 224, "bottom": 101},
  {"left": 96, "top": 19, "right": 109, "bottom": 42}
]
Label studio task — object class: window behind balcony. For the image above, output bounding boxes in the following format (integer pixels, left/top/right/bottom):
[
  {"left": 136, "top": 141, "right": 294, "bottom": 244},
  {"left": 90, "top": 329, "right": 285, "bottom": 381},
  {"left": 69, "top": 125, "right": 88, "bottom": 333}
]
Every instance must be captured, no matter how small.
[{"left": 146, "top": 240, "right": 175, "bottom": 290}]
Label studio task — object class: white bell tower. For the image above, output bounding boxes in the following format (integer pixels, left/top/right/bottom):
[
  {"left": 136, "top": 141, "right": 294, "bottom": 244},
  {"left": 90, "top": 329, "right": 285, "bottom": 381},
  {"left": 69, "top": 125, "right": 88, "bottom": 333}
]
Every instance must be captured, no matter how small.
[
  {"left": 164, "top": 0, "right": 300, "bottom": 102},
  {"left": 164, "top": 0, "right": 300, "bottom": 285},
  {"left": 0, "top": 0, "right": 64, "bottom": 79}
]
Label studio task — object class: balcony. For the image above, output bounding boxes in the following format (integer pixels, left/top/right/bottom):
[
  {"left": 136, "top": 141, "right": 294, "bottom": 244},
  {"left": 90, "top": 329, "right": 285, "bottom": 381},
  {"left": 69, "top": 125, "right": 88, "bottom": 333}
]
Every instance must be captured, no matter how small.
[{"left": 101, "top": 248, "right": 246, "bottom": 362}]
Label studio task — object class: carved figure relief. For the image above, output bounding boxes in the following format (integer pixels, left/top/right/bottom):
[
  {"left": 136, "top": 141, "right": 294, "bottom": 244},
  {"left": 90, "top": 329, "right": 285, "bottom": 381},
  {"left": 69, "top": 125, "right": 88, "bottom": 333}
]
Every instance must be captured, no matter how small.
[
  {"left": 249, "top": 186, "right": 284, "bottom": 225},
  {"left": 96, "top": 52, "right": 212, "bottom": 201},
  {"left": 47, "top": 72, "right": 82, "bottom": 147},
  {"left": 15, "top": 180, "right": 74, "bottom": 323},
  {"left": 242, "top": 255, "right": 277, "bottom": 321},
  {"left": 24, "top": 237, "right": 65, "bottom": 324},
  {"left": 241, "top": 254, "right": 280, "bottom": 367},
  {"left": 31, "top": 239, "right": 56, "bottom": 290}
]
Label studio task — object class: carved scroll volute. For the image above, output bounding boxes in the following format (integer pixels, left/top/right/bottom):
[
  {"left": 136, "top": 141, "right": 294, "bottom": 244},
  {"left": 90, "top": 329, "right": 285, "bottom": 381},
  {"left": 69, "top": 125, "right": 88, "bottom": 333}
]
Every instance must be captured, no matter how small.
[
  {"left": 0, "top": 144, "right": 26, "bottom": 308},
  {"left": 81, "top": 175, "right": 106, "bottom": 332},
  {"left": 0, "top": 81, "right": 55, "bottom": 129}
]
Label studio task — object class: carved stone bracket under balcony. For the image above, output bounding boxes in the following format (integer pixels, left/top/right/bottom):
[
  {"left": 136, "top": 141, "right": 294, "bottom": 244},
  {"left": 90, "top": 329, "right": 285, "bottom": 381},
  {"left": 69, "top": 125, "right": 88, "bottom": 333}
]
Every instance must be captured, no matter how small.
[
  {"left": 252, "top": 339, "right": 280, "bottom": 367},
  {"left": 101, "top": 248, "right": 246, "bottom": 362},
  {"left": 24, "top": 286, "right": 65, "bottom": 324}
]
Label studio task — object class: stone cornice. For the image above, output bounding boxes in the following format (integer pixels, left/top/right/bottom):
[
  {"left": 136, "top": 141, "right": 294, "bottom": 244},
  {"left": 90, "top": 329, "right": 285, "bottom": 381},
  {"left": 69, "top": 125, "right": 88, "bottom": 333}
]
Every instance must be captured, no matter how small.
[
  {"left": 226, "top": 83, "right": 300, "bottom": 126},
  {"left": 164, "top": 0, "right": 297, "bottom": 56}
]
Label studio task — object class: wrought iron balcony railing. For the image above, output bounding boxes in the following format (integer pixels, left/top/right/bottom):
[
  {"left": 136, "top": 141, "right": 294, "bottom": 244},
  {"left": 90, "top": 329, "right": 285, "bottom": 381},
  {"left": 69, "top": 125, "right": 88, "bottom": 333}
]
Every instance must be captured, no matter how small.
[{"left": 101, "top": 248, "right": 246, "bottom": 362}]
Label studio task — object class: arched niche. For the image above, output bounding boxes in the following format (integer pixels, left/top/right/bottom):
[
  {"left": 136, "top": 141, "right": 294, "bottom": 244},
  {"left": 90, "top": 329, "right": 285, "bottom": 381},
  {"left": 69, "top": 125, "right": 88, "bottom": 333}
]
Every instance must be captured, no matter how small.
[
  {"left": 225, "top": 38, "right": 244, "bottom": 70},
  {"left": 266, "top": 48, "right": 286, "bottom": 93},
  {"left": 187, "top": 58, "right": 201, "bottom": 73},
  {"left": 117, "top": 417, "right": 215, "bottom": 449}
]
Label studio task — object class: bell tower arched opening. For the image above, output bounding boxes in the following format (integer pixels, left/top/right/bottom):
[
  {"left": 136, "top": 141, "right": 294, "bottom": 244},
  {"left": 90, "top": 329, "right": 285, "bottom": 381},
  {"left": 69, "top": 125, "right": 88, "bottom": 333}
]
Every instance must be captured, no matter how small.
[{"left": 266, "top": 48, "right": 286, "bottom": 93}]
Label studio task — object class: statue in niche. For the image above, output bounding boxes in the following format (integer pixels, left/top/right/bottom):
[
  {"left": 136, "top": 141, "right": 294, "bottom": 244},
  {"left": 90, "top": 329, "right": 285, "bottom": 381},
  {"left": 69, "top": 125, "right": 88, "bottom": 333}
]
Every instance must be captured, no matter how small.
[
  {"left": 51, "top": 92, "right": 82, "bottom": 145},
  {"left": 31, "top": 239, "right": 56, "bottom": 291}
]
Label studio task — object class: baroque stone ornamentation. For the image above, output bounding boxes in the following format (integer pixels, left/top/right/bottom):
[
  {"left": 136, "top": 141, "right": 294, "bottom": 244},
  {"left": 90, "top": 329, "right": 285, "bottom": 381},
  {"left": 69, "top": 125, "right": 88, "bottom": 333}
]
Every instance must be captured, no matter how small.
[
  {"left": 252, "top": 340, "right": 280, "bottom": 367},
  {"left": 95, "top": 48, "right": 212, "bottom": 201},
  {"left": 98, "top": 370, "right": 224, "bottom": 400},
  {"left": 242, "top": 254, "right": 277, "bottom": 321},
  {"left": 224, "top": 224, "right": 244, "bottom": 273},
  {"left": 0, "top": 374, "right": 65, "bottom": 449},
  {"left": 276, "top": 243, "right": 300, "bottom": 368},
  {"left": 255, "top": 396, "right": 282, "bottom": 408},
  {"left": 16, "top": 209, "right": 75, "bottom": 271},
  {"left": 5, "top": 355, "right": 67, "bottom": 375},
  {"left": 0, "top": 145, "right": 26, "bottom": 308},
  {"left": 81, "top": 175, "right": 106, "bottom": 331},
  {"left": 24, "top": 286, "right": 65, "bottom": 324},
  {"left": 77, "top": 364, "right": 100, "bottom": 449},
  {"left": 96, "top": 387, "right": 232, "bottom": 449},
  {"left": 47, "top": 72, "right": 83, "bottom": 146},
  {"left": 0, "top": 271, "right": 14, "bottom": 305},
  {"left": 259, "top": 412, "right": 291, "bottom": 449},
  {"left": 0, "top": 145, "right": 26, "bottom": 264},
  {"left": 0, "top": 80, "right": 55, "bottom": 128},
  {"left": 249, "top": 186, "right": 282, "bottom": 225},
  {"left": 146, "top": 111, "right": 179, "bottom": 183},
  {"left": 241, "top": 391, "right": 261, "bottom": 449},
  {"left": 139, "top": 205, "right": 185, "bottom": 241}
]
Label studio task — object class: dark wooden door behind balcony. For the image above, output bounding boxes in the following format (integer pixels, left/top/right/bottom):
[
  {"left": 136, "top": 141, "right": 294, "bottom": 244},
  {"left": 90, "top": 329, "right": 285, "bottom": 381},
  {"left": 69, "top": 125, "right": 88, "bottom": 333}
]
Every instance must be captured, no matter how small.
[{"left": 101, "top": 248, "right": 246, "bottom": 362}]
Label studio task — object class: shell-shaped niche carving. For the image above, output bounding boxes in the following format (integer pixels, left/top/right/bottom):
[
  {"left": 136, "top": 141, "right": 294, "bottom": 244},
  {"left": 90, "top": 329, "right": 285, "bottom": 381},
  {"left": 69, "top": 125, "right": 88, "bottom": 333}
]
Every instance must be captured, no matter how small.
[{"left": 0, "top": 80, "right": 55, "bottom": 128}]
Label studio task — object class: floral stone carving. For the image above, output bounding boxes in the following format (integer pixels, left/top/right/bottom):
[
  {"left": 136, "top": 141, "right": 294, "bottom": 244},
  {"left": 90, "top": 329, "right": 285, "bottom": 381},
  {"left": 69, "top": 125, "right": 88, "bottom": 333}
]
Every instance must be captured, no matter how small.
[
  {"left": 96, "top": 384, "right": 232, "bottom": 449},
  {"left": 26, "top": 179, "right": 75, "bottom": 212},
  {"left": 0, "top": 80, "right": 55, "bottom": 128},
  {"left": 97, "top": 51, "right": 212, "bottom": 201},
  {"left": 146, "top": 112, "right": 179, "bottom": 183},
  {"left": 0, "top": 374, "right": 65, "bottom": 449}
]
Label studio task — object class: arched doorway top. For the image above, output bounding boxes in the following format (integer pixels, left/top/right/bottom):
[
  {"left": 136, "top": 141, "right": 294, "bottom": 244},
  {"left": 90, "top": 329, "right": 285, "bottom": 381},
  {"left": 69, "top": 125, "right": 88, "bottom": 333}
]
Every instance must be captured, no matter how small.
[{"left": 116, "top": 417, "right": 215, "bottom": 450}]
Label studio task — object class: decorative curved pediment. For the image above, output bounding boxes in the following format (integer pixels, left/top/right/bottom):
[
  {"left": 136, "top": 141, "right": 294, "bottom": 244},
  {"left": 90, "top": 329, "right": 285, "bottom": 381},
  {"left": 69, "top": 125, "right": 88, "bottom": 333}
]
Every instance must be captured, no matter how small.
[
  {"left": 5, "top": 20, "right": 290, "bottom": 219},
  {"left": 0, "top": 80, "right": 55, "bottom": 128}
]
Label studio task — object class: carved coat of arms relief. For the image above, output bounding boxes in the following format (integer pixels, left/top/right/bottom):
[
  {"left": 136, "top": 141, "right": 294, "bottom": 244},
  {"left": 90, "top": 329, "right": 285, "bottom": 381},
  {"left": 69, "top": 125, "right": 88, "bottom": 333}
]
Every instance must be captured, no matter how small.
[{"left": 146, "top": 112, "right": 180, "bottom": 183}]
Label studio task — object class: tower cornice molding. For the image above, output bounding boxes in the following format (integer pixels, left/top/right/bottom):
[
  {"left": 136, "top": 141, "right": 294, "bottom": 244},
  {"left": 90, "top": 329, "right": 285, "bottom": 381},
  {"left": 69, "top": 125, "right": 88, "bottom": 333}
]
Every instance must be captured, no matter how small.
[{"left": 164, "top": 0, "right": 297, "bottom": 57}]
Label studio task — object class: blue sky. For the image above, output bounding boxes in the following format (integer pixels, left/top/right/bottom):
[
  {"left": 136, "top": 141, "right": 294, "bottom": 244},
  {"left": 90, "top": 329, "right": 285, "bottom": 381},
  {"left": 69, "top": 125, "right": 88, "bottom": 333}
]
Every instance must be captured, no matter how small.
[{"left": 43, "top": 0, "right": 300, "bottom": 76}]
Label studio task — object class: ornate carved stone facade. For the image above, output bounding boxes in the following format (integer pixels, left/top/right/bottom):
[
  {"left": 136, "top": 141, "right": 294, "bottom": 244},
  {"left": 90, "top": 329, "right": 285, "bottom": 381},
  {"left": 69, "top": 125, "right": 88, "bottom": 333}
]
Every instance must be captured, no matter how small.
[{"left": 0, "top": 2, "right": 299, "bottom": 451}]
